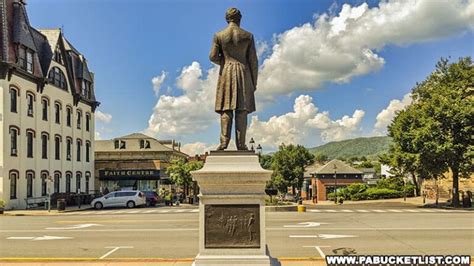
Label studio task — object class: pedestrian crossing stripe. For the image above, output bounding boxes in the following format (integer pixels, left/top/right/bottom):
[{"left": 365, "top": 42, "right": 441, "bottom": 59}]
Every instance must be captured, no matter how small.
[{"left": 308, "top": 209, "right": 461, "bottom": 213}]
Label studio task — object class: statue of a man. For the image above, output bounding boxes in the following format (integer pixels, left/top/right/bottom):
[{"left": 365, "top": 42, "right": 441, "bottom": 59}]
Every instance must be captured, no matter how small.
[{"left": 210, "top": 7, "right": 258, "bottom": 150}]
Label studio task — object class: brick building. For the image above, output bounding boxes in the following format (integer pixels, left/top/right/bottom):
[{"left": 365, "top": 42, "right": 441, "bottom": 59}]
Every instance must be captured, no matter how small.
[{"left": 310, "top": 159, "right": 363, "bottom": 201}]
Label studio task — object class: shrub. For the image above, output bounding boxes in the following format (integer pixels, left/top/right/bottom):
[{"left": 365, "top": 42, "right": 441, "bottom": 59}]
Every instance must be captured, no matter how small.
[
  {"left": 376, "top": 177, "right": 404, "bottom": 190},
  {"left": 365, "top": 188, "right": 402, "bottom": 199},
  {"left": 0, "top": 200, "right": 4, "bottom": 208}
]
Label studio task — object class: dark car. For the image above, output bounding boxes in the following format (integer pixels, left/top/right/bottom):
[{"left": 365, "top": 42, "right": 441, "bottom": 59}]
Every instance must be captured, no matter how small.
[{"left": 144, "top": 191, "right": 160, "bottom": 207}]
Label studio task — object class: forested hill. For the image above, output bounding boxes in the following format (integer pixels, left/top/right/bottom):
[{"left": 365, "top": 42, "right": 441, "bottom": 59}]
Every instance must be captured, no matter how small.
[{"left": 309, "top": 136, "right": 391, "bottom": 160}]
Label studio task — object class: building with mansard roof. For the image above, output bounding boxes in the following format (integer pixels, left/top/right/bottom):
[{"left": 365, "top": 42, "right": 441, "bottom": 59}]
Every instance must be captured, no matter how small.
[
  {"left": 0, "top": 0, "right": 99, "bottom": 209},
  {"left": 95, "top": 133, "right": 188, "bottom": 193}
]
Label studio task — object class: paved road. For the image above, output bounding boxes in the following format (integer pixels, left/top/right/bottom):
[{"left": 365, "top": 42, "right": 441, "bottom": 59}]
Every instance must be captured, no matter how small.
[{"left": 0, "top": 206, "right": 472, "bottom": 261}]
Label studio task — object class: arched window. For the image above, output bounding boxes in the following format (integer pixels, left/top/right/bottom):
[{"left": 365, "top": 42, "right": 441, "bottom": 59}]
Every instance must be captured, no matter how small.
[
  {"left": 86, "top": 141, "right": 91, "bottom": 162},
  {"left": 54, "top": 171, "right": 61, "bottom": 193},
  {"left": 26, "top": 129, "right": 35, "bottom": 158},
  {"left": 48, "top": 67, "right": 67, "bottom": 90},
  {"left": 41, "top": 97, "right": 49, "bottom": 121},
  {"left": 26, "top": 170, "right": 35, "bottom": 198},
  {"left": 41, "top": 132, "right": 49, "bottom": 159},
  {"left": 77, "top": 110, "right": 82, "bottom": 129},
  {"left": 66, "top": 172, "right": 72, "bottom": 193},
  {"left": 55, "top": 135, "right": 61, "bottom": 160},
  {"left": 76, "top": 139, "right": 82, "bottom": 162},
  {"left": 26, "top": 91, "right": 35, "bottom": 117},
  {"left": 76, "top": 172, "right": 82, "bottom": 193},
  {"left": 85, "top": 113, "right": 91, "bottom": 132},
  {"left": 66, "top": 106, "right": 72, "bottom": 127},
  {"left": 54, "top": 102, "right": 61, "bottom": 124},
  {"left": 66, "top": 137, "right": 72, "bottom": 161},
  {"left": 9, "top": 170, "right": 19, "bottom": 199},
  {"left": 10, "top": 87, "right": 18, "bottom": 113},
  {"left": 9, "top": 126, "right": 19, "bottom": 156},
  {"left": 41, "top": 171, "right": 48, "bottom": 196}
]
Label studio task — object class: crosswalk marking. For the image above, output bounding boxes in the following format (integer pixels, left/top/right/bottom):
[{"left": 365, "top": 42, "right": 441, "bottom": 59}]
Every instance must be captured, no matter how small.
[
  {"left": 372, "top": 210, "right": 387, "bottom": 213},
  {"left": 355, "top": 210, "right": 370, "bottom": 213},
  {"left": 144, "top": 210, "right": 158, "bottom": 213},
  {"left": 341, "top": 210, "right": 354, "bottom": 213},
  {"left": 190, "top": 209, "right": 199, "bottom": 212},
  {"left": 388, "top": 209, "right": 403, "bottom": 213}
]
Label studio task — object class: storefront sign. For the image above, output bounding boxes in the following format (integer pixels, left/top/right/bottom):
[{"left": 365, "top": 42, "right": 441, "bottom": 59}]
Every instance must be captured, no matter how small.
[{"left": 99, "top": 169, "right": 160, "bottom": 180}]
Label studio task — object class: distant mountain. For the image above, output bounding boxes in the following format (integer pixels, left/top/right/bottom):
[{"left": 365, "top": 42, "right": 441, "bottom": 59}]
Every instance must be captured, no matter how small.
[{"left": 309, "top": 136, "right": 391, "bottom": 160}]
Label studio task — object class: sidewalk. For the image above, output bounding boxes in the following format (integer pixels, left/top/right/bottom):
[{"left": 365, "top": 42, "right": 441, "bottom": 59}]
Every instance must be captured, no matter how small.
[{"left": 2, "top": 205, "right": 93, "bottom": 216}]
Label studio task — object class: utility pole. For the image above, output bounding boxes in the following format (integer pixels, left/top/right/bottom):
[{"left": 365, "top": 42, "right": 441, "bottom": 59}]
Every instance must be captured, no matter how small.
[{"left": 333, "top": 164, "right": 337, "bottom": 204}]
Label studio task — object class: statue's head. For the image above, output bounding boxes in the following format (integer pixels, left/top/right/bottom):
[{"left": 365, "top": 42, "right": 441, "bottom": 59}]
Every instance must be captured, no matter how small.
[{"left": 225, "top": 7, "right": 242, "bottom": 25}]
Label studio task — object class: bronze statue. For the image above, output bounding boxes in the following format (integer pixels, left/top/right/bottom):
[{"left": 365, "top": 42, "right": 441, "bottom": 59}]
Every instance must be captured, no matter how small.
[{"left": 210, "top": 7, "right": 258, "bottom": 150}]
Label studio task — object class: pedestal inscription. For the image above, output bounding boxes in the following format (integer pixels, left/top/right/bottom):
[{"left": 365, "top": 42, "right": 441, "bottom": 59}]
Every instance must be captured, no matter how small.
[{"left": 205, "top": 204, "right": 260, "bottom": 248}]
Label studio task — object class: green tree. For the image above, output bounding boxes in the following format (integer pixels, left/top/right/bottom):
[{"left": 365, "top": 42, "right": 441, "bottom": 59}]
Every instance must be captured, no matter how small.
[
  {"left": 388, "top": 57, "right": 474, "bottom": 207},
  {"left": 166, "top": 159, "right": 204, "bottom": 197},
  {"left": 259, "top": 154, "right": 273, "bottom": 170},
  {"left": 270, "top": 144, "right": 314, "bottom": 194},
  {"left": 314, "top": 153, "right": 328, "bottom": 164}
]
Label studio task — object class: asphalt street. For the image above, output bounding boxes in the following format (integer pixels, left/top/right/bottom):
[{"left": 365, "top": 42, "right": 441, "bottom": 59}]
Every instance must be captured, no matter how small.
[{"left": 0, "top": 205, "right": 472, "bottom": 261}]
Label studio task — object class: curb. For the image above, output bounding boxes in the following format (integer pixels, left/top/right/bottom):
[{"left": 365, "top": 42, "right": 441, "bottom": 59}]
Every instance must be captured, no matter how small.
[{"left": 0, "top": 257, "right": 325, "bottom": 262}]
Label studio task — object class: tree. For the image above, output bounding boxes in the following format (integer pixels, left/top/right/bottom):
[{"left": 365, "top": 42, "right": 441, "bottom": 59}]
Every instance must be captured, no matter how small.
[
  {"left": 166, "top": 159, "right": 204, "bottom": 197},
  {"left": 314, "top": 153, "right": 328, "bottom": 164},
  {"left": 388, "top": 57, "right": 474, "bottom": 207},
  {"left": 270, "top": 144, "right": 314, "bottom": 194},
  {"left": 259, "top": 154, "right": 273, "bottom": 170}
]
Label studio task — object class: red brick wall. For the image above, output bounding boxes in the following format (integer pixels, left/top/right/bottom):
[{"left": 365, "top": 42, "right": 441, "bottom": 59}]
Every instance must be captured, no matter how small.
[{"left": 316, "top": 178, "right": 362, "bottom": 201}]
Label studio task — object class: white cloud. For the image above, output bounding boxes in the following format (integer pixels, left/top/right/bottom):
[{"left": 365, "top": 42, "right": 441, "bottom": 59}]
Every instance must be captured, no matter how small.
[
  {"left": 95, "top": 131, "right": 102, "bottom": 140},
  {"left": 256, "top": 40, "right": 269, "bottom": 59},
  {"left": 181, "top": 142, "right": 217, "bottom": 156},
  {"left": 95, "top": 110, "right": 112, "bottom": 123},
  {"left": 247, "top": 95, "right": 365, "bottom": 149},
  {"left": 145, "top": 62, "right": 218, "bottom": 137},
  {"left": 257, "top": 0, "right": 474, "bottom": 98},
  {"left": 152, "top": 71, "right": 167, "bottom": 96},
  {"left": 374, "top": 93, "right": 412, "bottom": 135}
]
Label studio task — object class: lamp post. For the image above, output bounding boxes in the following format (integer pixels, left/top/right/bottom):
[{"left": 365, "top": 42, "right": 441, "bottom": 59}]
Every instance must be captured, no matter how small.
[
  {"left": 333, "top": 164, "right": 337, "bottom": 204},
  {"left": 249, "top": 138, "right": 255, "bottom": 151},
  {"left": 47, "top": 176, "right": 53, "bottom": 212}
]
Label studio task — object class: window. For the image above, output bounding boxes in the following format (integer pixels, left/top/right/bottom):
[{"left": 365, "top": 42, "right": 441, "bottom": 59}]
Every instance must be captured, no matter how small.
[
  {"left": 41, "top": 133, "right": 48, "bottom": 159},
  {"left": 41, "top": 172, "right": 48, "bottom": 196},
  {"left": 54, "top": 172, "right": 61, "bottom": 193},
  {"left": 85, "top": 172, "right": 90, "bottom": 194},
  {"left": 26, "top": 171, "right": 34, "bottom": 198},
  {"left": 66, "top": 172, "right": 72, "bottom": 193},
  {"left": 54, "top": 103, "right": 61, "bottom": 124},
  {"left": 48, "top": 67, "right": 67, "bottom": 90},
  {"left": 10, "top": 88, "right": 18, "bottom": 113},
  {"left": 66, "top": 107, "right": 72, "bottom": 127},
  {"left": 54, "top": 136, "right": 61, "bottom": 160},
  {"left": 26, "top": 93, "right": 34, "bottom": 117},
  {"left": 115, "top": 140, "right": 126, "bottom": 149},
  {"left": 26, "top": 130, "right": 34, "bottom": 158},
  {"left": 85, "top": 141, "right": 91, "bottom": 162},
  {"left": 140, "top": 140, "right": 150, "bottom": 149},
  {"left": 66, "top": 138, "right": 72, "bottom": 161},
  {"left": 82, "top": 80, "right": 92, "bottom": 99},
  {"left": 18, "top": 46, "right": 26, "bottom": 69},
  {"left": 26, "top": 50, "right": 33, "bottom": 73},
  {"left": 85, "top": 113, "right": 90, "bottom": 132},
  {"left": 10, "top": 171, "right": 18, "bottom": 199},
  {"left": 54, "top": 47, "right": 63, "bottom": 64},
  {"left": 10, "top": 127, "right": 18, "bottom": 156},
  {"left": 42, "top": 98, "right": 48, "bottom": 121},
  {"left": 77, "top": 111, "right": 82, "bottom": 129},
  {"left": 76, "top": 172, "right": 82, "bottom": 193},
  {"left": 76, "top": 139, "right": 82, "bottom": 162}
]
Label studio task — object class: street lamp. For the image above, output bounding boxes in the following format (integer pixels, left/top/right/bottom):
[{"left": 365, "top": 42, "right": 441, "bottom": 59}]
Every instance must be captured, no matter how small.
[
  {"left": 249, "top": 138, "right": 255, "bottom": 151},
  {"left": 256, "top": 144, "right": 262, "bottom": 155},
  {"left": 333, "top": 164, "right": 337, "bottom": 204}
]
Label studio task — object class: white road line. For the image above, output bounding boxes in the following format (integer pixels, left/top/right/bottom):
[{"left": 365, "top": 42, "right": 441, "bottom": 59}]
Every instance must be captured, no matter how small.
[
  {"left": 158, "top": 210, "right": 170, "bottom": 213},
  {"left": 373, "top": 210, "right": 386, "bottom": 213},
  {"left": 303, "top": 246, "right": 330, "bottom": 258},
  {"left": 420, "top": 209, "right": 437, "bottom": 212},
  {"left": 325, "top": 210, "right": 337, "bottom": 213},
  {"left": 404, "top": 209, "right": 420, "bottom": 213},
  {"left": 309, "top": 210, "right": 321, "bottom": 212},
  {"left": 80, "top": 211, "right": 95, "bottom": 215},
  {"left": 99, "top": 246, "right": 133, "bottom": 259},
  {"left": 289, "top": 235, "right": 319, "bottom": 238},
  {"left": 175, "top": 209, "right": 186, "bottom": 213},
  {"left": 111, "top": 210, "right": 128, "bottom": 214},
  {"left": 355, "top": 210, "right": 370, "bottom": 212},
  {"left": 144, "top": 210, "right": 158, "bottom": 213},
  {"left": 388, "top": 209, "right": 403, "bottom": 213},
  {"left": 190, "top": 209, "right": 199, "bottom": 212},
  {"left": 341, "top": 210, "right": 354, "bottom": 213}
]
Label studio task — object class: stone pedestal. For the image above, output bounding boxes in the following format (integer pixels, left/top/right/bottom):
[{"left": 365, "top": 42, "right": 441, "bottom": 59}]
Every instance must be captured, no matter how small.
[{"left": 191, "top": 151, "right": 272, "bottom": 266}]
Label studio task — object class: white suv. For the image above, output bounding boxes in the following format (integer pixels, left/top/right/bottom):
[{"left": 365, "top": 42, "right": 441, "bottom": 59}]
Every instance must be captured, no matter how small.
[{"left": 91, "top": 190, "right": 146, "bottom": 209}]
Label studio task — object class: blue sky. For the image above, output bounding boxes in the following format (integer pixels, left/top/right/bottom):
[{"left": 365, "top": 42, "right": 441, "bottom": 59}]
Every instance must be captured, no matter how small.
[{"left": 27, "top": 0, "right": 473, "bottom": 154}]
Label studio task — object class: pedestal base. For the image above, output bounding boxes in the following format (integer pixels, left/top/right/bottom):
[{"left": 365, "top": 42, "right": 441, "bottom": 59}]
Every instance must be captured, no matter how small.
[{"left": 193, "top": 254, "right": 271, "bottom": 266}]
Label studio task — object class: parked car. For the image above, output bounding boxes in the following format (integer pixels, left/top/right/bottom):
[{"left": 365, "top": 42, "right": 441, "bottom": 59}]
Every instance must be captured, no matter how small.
[
  {"left": 144, "top": 191, "right": 160, "bottom": 207},
  {"left": 91, "top": 190, "right": 146, "bottom": 209}
]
